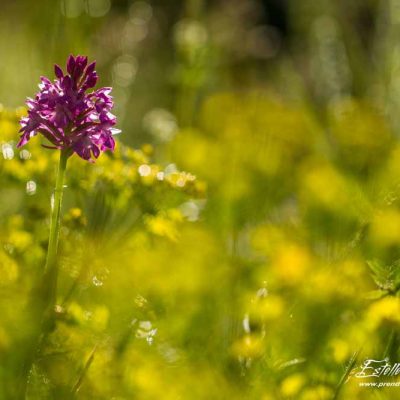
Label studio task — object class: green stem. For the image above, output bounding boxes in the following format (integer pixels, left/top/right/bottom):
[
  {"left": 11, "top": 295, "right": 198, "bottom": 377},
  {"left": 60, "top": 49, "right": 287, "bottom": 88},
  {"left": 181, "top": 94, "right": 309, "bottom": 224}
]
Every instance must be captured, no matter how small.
[
  {"left": 332, "top": 350, "right": 360, "bottom": 400},
  {"left": 383, "top": 328, "right": 397, "bottom": 360},
  {"left": 15, "top": 150, "right": 69, "bottom": 400},
  {"left": 71, "top": 344, "right": 98, "bottom": 396},
  {"left": 44, "top": 149, "right": 68, "bottom": 309}
]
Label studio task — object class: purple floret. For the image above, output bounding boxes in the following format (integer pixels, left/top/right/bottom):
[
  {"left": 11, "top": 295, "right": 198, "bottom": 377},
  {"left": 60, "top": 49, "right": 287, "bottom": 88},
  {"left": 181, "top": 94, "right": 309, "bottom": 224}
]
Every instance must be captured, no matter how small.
[{"left": 17, "top": 55, "right": 120, "bottom": 161}]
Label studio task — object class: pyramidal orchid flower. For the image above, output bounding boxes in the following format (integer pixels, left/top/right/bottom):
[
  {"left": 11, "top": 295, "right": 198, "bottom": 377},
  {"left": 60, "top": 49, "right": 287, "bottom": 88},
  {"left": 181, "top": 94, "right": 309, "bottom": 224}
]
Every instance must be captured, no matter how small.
[
  {"left": 17, "top": 55, "right": 120, "bottom": 161},
  {"left": 15, "top": 56, "right": 121, "bottom": 398}
]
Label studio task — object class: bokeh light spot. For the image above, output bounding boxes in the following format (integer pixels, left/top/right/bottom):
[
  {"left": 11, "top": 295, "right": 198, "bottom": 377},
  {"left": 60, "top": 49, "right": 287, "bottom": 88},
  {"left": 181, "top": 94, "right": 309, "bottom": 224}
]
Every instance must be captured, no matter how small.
[
  {"left": 86, "top": 0, "right": 111, "bottom": 18},
  {"left": 60, "top": 0, "right": 84, "bottom": 18},
  {"left": 26, "top": 180, "right": 37, "bottom": 195}
]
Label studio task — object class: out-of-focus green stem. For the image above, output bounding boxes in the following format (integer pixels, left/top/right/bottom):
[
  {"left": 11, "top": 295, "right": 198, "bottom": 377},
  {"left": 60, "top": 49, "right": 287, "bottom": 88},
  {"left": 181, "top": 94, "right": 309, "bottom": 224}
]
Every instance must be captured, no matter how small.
[
  {"left": 333, "top": 350, "right": 360, "bottom": 400},
  {"left": 44, "top": 149, "right": 68, "bottom": 307}
]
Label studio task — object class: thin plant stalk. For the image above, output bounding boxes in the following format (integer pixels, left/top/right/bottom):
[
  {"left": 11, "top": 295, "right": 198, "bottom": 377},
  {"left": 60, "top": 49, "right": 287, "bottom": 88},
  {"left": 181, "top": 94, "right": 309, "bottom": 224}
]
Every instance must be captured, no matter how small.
[
  {"left": 333, "top": 350, "right": 360, "bottom": 400},
  {"left": 44, "top": 148, "right": 69, "bottom": 309},
  {"left": 16, "top": 150, "right": 69, "bottom": 400}
]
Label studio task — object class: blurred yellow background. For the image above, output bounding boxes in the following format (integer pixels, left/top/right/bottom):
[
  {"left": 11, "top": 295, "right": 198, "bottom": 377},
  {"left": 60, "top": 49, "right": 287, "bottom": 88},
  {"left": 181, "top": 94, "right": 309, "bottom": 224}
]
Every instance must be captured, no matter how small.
[{"left": 1, "top": 1, "right": 400, "bottom": 399}]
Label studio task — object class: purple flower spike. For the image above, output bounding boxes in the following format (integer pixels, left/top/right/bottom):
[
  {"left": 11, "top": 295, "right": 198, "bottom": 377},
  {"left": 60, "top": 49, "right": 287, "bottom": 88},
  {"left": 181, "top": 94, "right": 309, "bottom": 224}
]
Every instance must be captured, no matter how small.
[{"left": 17, "top": 55, "right": 120, "bottom": 161}]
